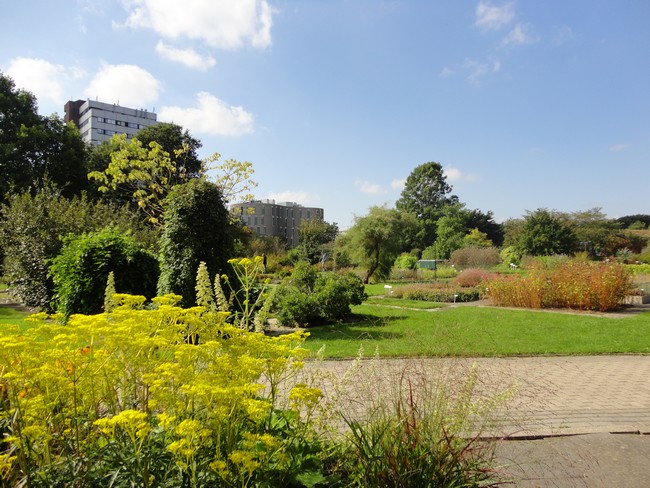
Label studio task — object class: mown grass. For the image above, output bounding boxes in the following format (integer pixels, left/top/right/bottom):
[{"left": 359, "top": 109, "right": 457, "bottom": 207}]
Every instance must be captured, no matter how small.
[
  {"left": 305, "top": 304, "right": 650, "bottom": 358},
  {"left": 0, "top": 304, "right": 31, "bottom": 328}
]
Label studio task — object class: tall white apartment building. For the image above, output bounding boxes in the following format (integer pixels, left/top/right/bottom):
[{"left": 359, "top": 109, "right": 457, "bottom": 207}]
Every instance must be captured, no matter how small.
[
  {"left": 64, "top": 99, "right": 157, "bottom": 145},
  {"left": 231, "top": 200, "right": 324, "bottom": 248}
]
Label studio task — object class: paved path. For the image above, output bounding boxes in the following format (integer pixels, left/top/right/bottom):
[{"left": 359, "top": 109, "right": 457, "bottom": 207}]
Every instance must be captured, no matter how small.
[{"left": 301, "top": 355, "right": 650, "bottom": 486}]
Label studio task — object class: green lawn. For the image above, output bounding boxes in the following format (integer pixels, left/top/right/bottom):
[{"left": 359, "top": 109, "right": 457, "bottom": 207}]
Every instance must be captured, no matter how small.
[
  {"left": 0, "top": 304, "right": 31, "bottom": 328},
  {"left": 304, "top": 304, "right": 650, "bottom": 358}
]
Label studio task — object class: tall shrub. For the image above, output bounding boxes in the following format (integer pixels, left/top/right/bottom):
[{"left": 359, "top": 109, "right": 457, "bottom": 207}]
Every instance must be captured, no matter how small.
[
  {"left": 0, "top": 188, "right": 158, "bottom": 310},
  {"left": 157, "top": 179, "right": 234, "bottom": 307},
  {"left": 50, "top": 228, "right": 158, "bottom": 317}
]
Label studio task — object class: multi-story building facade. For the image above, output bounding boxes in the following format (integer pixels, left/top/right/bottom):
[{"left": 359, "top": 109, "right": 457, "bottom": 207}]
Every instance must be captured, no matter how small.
[
  {"left": 64, "top": 99, "right": 158, "bottom": 146},
  {"left": 231, "top": 200, "right": 324, "bottom": 248}
]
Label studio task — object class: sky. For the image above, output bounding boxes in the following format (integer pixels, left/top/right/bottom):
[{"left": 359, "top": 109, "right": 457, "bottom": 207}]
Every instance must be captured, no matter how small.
[{"left": 2, "top": 0, "right": 649, "bottom": 229}]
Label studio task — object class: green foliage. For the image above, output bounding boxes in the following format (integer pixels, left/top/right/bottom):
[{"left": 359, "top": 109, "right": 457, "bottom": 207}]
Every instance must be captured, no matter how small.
[
  {"left": 88, "top": 135, "right": 187, "bottom": 226},
  {"left": 395, "top": 161, "right": 459, "bottom": 248},
  {"left": 515, "top": 208, "right": 578, "bottom": 256},
  {"left": 270, "top": 262, "right": 367, "bottom": 327},
  {"left": 500, "top": 246, "right": 522, "bottom": 266},
  {"left": 0, "top": 73, "right": 88, "bottom": 203},
  {"left": 485, "top": 260, "right": 632, "bottom": 312},
  {"left": 339, "top": 206, "right": 419, "bottom": 283},
  {"left": 0, "top": 187, "right": 157, "bottom": 310},
  {"left": 205, "top": 155, "right": 259, "bottom": 204},
  {"left": 135, "top": 122, "right": 204, "bottom": 178},
  {"left": 157, "top": 179, "right": 234, "bottom": 307},
  {"left": 450, "top": 246, "right": 500, "bottom": 268},
  {"left": 50, "top": 228, "right": 158, "bottom": 317},
  {"left": 393, "top": 252, "right": 418, "bottom": 270},
  {"left": 435, "top": 212, "right": 467, "bottom": 259},
  {"left": 296, "top": 218, "right": 338, "bottom": 265},
  {"left": 463, "top": 227, "right": 493, "bottom": 247}
]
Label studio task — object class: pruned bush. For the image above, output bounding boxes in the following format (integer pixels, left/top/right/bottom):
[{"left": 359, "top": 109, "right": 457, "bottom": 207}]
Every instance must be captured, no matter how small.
[
  {"left": 270, "top": 262, "right": 367, "bottom": 326},
  {"left": 392, "top": 283, "right": 480, "bottom": 302},
  {"left": 485, "top": 260, "right": 632, "bottom": 312},
  {"left": 453, "top": 268, "right": 499, "bottom": 288},
  {"left": 450, "top": 246, "right": 500, "bottom": 268},
  {"left": 50, "top": 228, "right": 158, "bottom": 317}
]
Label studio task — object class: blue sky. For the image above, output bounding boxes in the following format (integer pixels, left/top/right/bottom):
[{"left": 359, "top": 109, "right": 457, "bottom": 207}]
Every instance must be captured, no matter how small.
[{"left": 2, "top": 1, "right": 649, "bottom": 228}]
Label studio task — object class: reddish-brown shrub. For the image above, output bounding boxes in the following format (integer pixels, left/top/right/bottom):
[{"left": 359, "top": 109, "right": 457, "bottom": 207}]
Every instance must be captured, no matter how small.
[
  {"left": 484, "top": 260, "right": 632, "bottom": 312},
  {"left": 453, "top": 268, "right": 499, "bottom": 288}
]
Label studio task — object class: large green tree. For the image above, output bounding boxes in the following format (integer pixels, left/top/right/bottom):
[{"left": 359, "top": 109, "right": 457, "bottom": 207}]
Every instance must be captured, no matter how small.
[
  {"left": 395, "top": 162, "right": 459, "bottom": 248},
  {"left": 157, "top": 179, "right": 235, "bottom": 307},
  {"left": 516, "top": 209, "right": 578, "bottom": 256},
  {"left": 339, "top": 206, "right": 418, "bottom": 283},
  {"left": 0, "top": 72, "right": 88, "bottom": 202},
  {"left": 295, "top": 218, "right": 339, "bottom": 265},
  {"left": 88, "top": 135, "right": 188, "bottom": 225}
]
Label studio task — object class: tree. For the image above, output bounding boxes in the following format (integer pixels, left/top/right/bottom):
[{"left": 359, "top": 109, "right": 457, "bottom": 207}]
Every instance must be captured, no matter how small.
[
  {"left": 0, "top": 72, "right": 88, "bottom": 202},
  {"left": 395, "top": 162, "right": 459, "bottom": 248},
  {"left": 463, "top": 228, "right": 493, "bottom": 248},
  {"left": 205, "top": 155, "right": 259, "bottom": 204},
  {"left": 339, "top": 206, "right": 418, "bottom": 283},
  {"left": 434, "top": 211, "right": 467, "bottom": 259},
  {"left": 88, "top": 135, "right": 186, "bottom": 225},
  {"left": 157, "top": 179, "right": 235, "bottom": 307},
  {"left": 516, "top": 209, "right": 578, "bottom": 256},
  {"left": 135, "top": 122, "right": 203, "bottom": 178},
  {"left": 296, "top": 218, "right": 339, "bottom": 264},
  {"left": 463, "top": 209, "right": 503, "bottom": 246}
]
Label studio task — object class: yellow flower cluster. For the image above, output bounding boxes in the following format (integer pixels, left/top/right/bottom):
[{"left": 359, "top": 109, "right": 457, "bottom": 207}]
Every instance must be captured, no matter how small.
[{"left": 0, "top": 294, "right": 320, "bottom": 486}]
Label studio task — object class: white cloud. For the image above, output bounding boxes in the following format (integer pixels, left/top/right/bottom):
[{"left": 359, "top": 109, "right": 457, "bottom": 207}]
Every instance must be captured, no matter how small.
[
  {"left": 84, "top": 63, "right": 161, "bottom": 106},
  {"left": 266, "top": 191, "right": 317, "bottom": 206},
  {"left": 391, "top": 179, "right": 405, "bottom": 190},
  {"left": 355, "top": 180, "right": 384, "bottom": 195},
  {"left": 474, "top": 1, "right": 515, "bottom": 32},
  {"left": 155, "top": 41, "right": 216, "bottom": 70},
  {"left": 5, "top": 57, "right": 84, "bottom": 106},
  {"left": 609, "top": 143, "right": 630, "bottom": 153},
  {"left": 439, "top": 67, "right": 455, "bottom": 78},
  {"left": 444, "top": 166, "right": 479, "bottom": 183},
  {"left": 159, "top": 92, "right": 254, "bottom": 136},
  {"left": 119, "top": 0, "right": 274, "bottom": 50},
  {"left": 464, "top": 58, "right": 501, "bottom": 84},
  {"left": 501, "top": 22, "right": 535, "bottom": 46}
]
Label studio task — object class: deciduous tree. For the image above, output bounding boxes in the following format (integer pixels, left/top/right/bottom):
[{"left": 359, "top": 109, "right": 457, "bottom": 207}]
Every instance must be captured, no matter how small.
[
  {"left": 516, "top": 209, "right": 578, "bottom": 256},
  {"left": 396, "top": 162, "right": 459, "bottom": 248},
  {"left": 339, "top": 206, "right": 418, "bottom": 283}
]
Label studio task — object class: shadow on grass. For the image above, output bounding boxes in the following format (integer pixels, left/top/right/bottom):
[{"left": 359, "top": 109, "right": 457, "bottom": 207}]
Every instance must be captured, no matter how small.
[{"left": 306, "top": 313, "right": 406, "bottom": 341}]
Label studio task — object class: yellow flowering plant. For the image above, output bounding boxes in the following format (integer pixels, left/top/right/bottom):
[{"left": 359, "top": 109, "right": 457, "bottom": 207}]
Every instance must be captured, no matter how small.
[{"left": 0, "top": 294, "right": 325, "bottom": 487}]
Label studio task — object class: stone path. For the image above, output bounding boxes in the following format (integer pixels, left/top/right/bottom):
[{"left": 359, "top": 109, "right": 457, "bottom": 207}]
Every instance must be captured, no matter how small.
[{"left": 301, "top": 354, "right": 650, "bottom": 486}]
